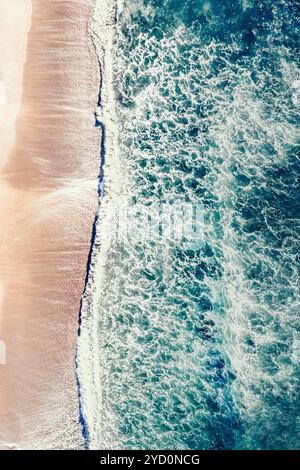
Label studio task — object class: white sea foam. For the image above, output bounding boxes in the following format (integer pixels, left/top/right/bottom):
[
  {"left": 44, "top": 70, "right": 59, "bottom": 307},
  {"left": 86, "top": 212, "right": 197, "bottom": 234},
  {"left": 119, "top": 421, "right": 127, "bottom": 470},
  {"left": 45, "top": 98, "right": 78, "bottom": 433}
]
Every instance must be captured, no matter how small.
[
  {"left": 78, "top": 0, "right": 300, "bottom": 450},
  {"left": 76, "top": 0, "right": 124, "bottom": 450}
]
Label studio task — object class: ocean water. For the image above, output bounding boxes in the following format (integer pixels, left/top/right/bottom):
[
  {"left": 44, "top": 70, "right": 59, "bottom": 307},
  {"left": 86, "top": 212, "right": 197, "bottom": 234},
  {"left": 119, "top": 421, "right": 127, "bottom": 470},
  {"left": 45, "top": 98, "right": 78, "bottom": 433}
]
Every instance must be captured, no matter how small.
[{"left": 78, "top": 0, "right": 300, "bottom": 449}]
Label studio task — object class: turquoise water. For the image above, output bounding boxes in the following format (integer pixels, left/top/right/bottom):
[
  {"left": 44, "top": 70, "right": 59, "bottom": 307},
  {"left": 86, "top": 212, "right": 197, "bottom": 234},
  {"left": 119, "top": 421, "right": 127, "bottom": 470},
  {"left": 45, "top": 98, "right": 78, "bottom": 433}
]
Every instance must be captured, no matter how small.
[{"left": 86, "top": 0, "right": 300, "bottom": 449}]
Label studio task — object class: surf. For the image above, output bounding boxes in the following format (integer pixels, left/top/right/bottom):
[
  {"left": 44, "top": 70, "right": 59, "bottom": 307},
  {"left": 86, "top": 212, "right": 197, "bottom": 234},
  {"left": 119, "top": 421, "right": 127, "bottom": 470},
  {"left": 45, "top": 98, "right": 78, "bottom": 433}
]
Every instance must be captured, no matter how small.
[{"left": 78, "top": 0, "right": 300, "bottom": 450}]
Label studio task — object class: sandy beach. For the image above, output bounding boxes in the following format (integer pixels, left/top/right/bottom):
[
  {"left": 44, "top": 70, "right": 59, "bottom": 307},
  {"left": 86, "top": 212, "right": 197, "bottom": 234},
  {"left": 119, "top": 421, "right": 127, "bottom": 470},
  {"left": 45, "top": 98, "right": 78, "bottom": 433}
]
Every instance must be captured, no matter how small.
[{"left": 0, "top": 0, "right": 100, "bottom": 449}]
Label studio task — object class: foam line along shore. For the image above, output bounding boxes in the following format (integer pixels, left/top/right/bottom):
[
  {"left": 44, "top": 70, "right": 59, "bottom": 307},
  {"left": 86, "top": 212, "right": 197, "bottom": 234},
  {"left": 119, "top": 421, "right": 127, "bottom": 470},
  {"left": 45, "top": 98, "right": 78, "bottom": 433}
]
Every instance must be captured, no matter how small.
[{"left": 76, "top": 0, "right": 123, "bottom": 450}]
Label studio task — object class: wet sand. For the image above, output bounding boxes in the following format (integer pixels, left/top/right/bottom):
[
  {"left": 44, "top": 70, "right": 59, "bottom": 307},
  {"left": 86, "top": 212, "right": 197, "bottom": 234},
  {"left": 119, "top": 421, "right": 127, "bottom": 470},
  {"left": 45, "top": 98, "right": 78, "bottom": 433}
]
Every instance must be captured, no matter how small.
[{"left": 0, "top": 0, "right": 100, "bottom": 449}]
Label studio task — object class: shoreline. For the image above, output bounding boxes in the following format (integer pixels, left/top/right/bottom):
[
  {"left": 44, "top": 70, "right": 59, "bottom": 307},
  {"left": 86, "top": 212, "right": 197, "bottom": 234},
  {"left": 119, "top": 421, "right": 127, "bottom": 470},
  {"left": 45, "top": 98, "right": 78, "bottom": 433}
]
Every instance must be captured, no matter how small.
[
  {"left": 77, "top": 0, "right": 123, "bottom": 449},
  {"left": 0, "top": 0, "right": 100, "bottom": 449}
]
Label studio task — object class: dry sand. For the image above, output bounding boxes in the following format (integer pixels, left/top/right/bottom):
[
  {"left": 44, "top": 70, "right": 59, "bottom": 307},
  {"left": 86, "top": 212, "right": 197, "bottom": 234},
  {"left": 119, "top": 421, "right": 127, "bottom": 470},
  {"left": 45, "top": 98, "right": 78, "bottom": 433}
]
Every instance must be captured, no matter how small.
[{"left": 0, "top": 0, "right": 100, "bottom": 449}]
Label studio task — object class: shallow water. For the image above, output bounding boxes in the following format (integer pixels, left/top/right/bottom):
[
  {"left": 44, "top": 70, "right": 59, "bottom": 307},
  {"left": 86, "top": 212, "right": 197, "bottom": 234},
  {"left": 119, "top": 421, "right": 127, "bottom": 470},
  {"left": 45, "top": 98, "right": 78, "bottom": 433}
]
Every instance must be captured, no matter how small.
[{"left": 80, "top": 0, "right": 300, "bottom": 449}]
